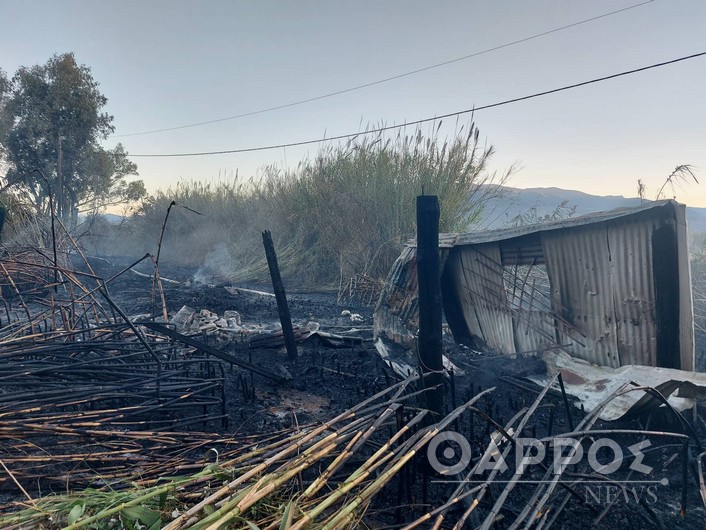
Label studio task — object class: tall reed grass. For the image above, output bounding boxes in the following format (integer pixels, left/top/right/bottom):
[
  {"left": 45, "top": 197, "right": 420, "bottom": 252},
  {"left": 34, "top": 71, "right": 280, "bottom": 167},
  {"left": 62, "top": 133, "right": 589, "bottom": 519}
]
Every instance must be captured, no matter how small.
[{"left": 91, "top": 122, "right": 511, "bottom": 290}]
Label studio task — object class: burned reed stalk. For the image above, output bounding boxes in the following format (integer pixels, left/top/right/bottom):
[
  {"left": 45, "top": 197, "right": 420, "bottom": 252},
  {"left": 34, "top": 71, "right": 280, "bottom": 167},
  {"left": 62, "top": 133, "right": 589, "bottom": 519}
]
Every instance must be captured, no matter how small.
[
  {"left": 261, "top": 229, "right": 298, "bottom": 360},
  {"left": 698, "top": 451, "right": 706, "bottom": 508},
  {"left": 34, "top": 169, "right": 59, "bottom": 292},
  {"left": 141, "top": 322, "right": 289, "bottom": 382},
  {"left": 416, "top": 195, "right": 444, "bottom": 419},
  {"left": 151, "top": 200, "right": 175, "bottom": 318},
  {"left": 97, "top": 285, "right": 162, "bottom": 401},
  {"left": 149, "top": 254, "right": 169, "bottom": 322},
  {"left": 2, "top": 370, "right": 697, "bottom": 529},
  {"left": 150, "top": 201, "right": 201, "bottom": 317},
  {"left": 557, "top": 372, "right": 575, "bottom": 431}
]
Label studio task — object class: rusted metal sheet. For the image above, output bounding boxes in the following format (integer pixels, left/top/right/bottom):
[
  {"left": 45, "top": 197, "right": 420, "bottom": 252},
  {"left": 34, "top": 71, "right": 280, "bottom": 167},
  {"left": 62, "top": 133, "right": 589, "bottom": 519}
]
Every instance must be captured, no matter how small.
[{"left": 530, "top": 350, "right": 706, "bottom": 421}]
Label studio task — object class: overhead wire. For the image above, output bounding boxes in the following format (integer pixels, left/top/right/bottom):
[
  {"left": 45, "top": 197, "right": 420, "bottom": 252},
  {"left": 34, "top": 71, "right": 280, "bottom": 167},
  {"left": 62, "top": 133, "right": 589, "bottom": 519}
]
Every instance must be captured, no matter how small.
[
  {"left": 125, "top": 50, "right": 706, "bottom": 158},
  {"left": 112, "top": 0, "right": 655, "bottom": 138}
]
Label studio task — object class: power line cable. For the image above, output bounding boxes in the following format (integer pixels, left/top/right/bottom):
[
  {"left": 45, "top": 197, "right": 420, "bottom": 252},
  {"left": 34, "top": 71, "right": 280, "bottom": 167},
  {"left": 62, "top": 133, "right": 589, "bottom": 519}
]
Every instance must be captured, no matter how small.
[
  {"left": 126, "top": 50, "right": 706, "bottom": 158},
  {"left": 113, "top": 0, "right": 654, "bottom": 138}
]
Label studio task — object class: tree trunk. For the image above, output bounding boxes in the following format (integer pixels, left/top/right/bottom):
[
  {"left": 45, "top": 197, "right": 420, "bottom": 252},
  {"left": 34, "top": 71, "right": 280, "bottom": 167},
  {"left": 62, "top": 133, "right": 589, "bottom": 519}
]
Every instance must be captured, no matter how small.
[
  {"left": 68, "top": 158, "right": 77, "bottom": 228},
  {"left": 56, "top": 134, "right": 64, "bottom": 220},
  {"left": 70, "top": 190, "right": 78, "bottom": 228}
]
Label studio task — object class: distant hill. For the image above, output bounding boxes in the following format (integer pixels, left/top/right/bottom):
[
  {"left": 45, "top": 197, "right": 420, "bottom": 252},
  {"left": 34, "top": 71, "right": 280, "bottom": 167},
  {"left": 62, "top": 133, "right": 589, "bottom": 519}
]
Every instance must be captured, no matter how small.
[
  {"left": 477, "top": 186, "right": 706, "bottom": 233},
  {"left": 77, "top": 212, "right": 125, "bottom": 224},
  {"left": 101, "top": 213, "right": 125, "bottom": 224}
]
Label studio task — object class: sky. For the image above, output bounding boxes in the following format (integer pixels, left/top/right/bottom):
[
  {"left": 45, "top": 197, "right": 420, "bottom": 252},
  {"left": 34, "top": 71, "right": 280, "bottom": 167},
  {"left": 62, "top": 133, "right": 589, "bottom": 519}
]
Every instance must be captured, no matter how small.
[{"left": 2, "top": 0, "right": 706, "bottom": 205}]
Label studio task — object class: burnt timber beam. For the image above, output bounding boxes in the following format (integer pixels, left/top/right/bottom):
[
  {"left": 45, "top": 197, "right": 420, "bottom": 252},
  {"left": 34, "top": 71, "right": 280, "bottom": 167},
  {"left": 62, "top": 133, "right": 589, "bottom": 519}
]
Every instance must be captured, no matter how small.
[
  {"left": 262, "top": 230, "right": 298, "bottom": 360},
  {"left": 417, "top": 195, "right": 445, "bottom": 418}
]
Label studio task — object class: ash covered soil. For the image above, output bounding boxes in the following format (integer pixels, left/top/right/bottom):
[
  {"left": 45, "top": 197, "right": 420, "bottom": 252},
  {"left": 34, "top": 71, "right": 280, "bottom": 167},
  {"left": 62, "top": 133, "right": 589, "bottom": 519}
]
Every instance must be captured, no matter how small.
[
  {"left": 92, "top": 256, "right": 393, "bottom": 440},
  {"left": 81, "top": 256, "right": 706, "bottom": 529}
]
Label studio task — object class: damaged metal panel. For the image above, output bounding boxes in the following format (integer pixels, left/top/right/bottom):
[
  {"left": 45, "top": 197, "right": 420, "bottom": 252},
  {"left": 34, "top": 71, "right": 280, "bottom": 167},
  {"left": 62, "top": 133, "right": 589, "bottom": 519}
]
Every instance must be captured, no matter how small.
[
  {"left": 512, "top": 309, "right": 557, "bottom": 354},
  {"left": 373, "top": 245, "right": 418, "bottom": 347},
  {"left": 442, "top": 246, "right": 481, "bottom": 342},
  {"left": 529, "top": 350, "right": 706, "bottom": 421},
  {"left": 607, "top": 218, "right": 657, "bottom": 367},
  {"left": 375, "top": 199, "right": 695, "bottom": 372},
  {"left": 456, "top": 244, "right": 516, "bottom": 353},
  {"left": 676, "top": 204, "right": 695, "bottom": 371},
  {"left": 373, "top": 245, "right": 451, "bottom": 348},
  {"left": 543, "top": 224, "right": 621, "bottom": 367}
]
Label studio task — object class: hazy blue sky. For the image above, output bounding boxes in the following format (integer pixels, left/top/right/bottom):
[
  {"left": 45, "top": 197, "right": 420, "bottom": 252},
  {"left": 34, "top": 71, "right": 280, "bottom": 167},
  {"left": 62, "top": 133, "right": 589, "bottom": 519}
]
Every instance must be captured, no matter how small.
[{"left": 3, "top": 1, "right": 706, "bottom": 205}]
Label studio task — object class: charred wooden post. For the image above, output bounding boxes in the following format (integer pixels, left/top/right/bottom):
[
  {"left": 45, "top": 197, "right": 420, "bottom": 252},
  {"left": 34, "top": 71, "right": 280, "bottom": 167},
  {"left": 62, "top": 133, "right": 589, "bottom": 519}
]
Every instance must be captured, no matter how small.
[
  {"left": 416, "top": 195, "right": 445, "bottom": 418},
  {"left": 262, "top": 230, "right": 298, "bottom": 360}
]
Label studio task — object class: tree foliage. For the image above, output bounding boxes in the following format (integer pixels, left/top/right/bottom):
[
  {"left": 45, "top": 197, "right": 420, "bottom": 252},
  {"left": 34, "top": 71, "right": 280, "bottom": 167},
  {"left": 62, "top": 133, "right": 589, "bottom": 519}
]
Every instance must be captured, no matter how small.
[
  {"left": 0, "top": 53, "right": 143, "bottom": 223},
  {"left": 0, "top": 68, "right": 11, "bottom": 167}
]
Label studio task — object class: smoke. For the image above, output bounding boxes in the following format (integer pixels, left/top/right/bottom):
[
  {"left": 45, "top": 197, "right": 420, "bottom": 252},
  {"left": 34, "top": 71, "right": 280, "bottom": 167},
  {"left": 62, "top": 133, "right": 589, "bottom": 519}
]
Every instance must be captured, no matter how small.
[{"left": 193, "top": 242, "right": 234, "bottom": 284}]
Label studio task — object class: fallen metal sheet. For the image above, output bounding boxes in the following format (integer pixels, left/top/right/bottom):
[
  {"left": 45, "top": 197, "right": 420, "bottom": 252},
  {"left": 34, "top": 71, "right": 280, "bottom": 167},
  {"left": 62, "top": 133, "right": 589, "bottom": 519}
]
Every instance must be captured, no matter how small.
[
  {"left": 248, "top": 327, "right": 364, "bottom": 349},
  {"left": 528, "top": 350, "right": 706, "bottom": 421},
  {"left": 374, "top": 337, "right": 465, "bottom": 379},
  {"left": 305, "top": 330, "right": 364, "bottom": 348}
]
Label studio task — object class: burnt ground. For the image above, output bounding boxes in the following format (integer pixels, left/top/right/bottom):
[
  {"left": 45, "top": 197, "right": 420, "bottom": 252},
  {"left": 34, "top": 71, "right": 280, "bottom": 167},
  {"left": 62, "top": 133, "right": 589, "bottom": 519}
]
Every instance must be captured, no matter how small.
[
  {"left": 10, "top": 255, "right": 706, "bottom": 529},
  {"left": 97, "top": 257, "right": 397, "bottom": 436}
]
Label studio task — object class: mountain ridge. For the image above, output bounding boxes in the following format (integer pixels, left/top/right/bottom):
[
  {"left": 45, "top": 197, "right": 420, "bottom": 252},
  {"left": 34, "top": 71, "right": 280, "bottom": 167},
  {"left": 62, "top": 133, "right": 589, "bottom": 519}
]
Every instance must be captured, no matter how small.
[{"left": 478, "top": 185, "right": 706, "bottom": 232}]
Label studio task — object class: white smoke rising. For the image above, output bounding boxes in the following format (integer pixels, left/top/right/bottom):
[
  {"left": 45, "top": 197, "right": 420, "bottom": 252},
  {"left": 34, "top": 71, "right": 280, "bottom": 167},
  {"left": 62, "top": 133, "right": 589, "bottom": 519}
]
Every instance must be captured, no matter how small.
[{"left": 193, "top": 243, "right": 234, "bottom": 284}]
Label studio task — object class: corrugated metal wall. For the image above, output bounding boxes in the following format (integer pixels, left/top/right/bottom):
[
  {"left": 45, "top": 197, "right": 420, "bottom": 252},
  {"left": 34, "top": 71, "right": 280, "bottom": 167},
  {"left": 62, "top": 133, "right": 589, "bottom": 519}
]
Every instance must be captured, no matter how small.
[
  {"left": 373, "top": 201, "right": 694, "bottom": 371},
  {"left": 450, "top": 214, "right": 678, "bottom": 368},
  {"left": 607, "top": 219, "right": 657, "bottom": 367},
  {"left": 543, "top": 225, "right": 621, "bottom": 367},
  {"left": 441, "top": 211, "right": 681, "bottom": 368},
  {"left": 675, "top": 205, "right": 695, "bottom": 370},
  {"left": 455, "top": 244, "right": 516, "bottom": 353}
]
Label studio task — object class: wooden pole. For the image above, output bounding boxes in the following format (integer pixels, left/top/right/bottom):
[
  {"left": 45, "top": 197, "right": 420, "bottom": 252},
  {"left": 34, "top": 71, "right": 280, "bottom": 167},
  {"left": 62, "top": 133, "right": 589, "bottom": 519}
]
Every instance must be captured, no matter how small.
[
  {"left": 416, "top": 195, "right": 444, "bottom": 418},
  {"left": 262, "top": 230, "right": 298, "bottom": 360}
]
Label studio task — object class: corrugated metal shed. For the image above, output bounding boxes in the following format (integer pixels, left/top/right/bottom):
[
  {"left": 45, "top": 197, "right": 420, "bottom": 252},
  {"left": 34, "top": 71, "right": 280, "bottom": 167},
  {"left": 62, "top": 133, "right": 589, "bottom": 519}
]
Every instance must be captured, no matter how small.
[
  {"left": 374, "top": 199, "right": 695, "bottom": 371},
  {"left": 457, "top": 244, "right": 515, "bottom": 353}
]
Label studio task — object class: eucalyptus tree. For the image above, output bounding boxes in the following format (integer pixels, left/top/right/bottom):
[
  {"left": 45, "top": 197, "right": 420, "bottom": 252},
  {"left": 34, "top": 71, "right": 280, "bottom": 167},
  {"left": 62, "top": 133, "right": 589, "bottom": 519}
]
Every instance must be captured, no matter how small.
[{"left": 0, "top": 53, "right": 144, "bottom": 224}]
